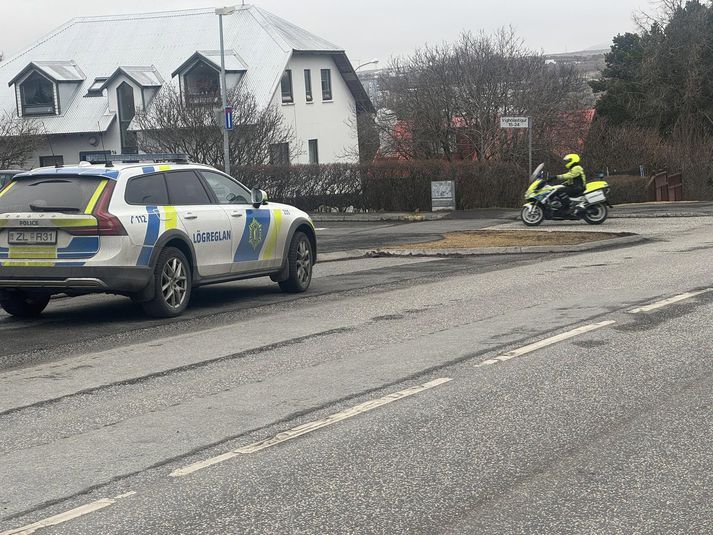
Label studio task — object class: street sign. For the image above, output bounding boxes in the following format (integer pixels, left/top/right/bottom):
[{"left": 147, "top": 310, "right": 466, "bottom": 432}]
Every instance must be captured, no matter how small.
[
  {"left": 225, "top": 106, "right": 234, "bottom": 131},
  {"left": 431, "top": 181, "right": 456, "bottom": 211},
  {"left": 500, "top": 116, "right": 529, "bottom": 129}
]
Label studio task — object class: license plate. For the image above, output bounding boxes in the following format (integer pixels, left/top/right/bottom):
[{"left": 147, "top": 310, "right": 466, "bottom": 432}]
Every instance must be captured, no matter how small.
[
  {"left": 585, "top": 190, "right": 606, "bottom": 203},
  {"left": 8, "top": 229, "right": 58, "bottom": 245}
]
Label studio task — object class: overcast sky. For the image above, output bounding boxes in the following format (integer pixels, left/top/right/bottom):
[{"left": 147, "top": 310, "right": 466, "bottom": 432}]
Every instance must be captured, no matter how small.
[{"left": 1, "top": 0, "right": 652, "bottom": 65}]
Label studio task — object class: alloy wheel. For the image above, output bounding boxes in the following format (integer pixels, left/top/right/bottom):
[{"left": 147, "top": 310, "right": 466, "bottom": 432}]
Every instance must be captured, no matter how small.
[{"left": 161, "top": 257, "right": 188, "bottom": 309}]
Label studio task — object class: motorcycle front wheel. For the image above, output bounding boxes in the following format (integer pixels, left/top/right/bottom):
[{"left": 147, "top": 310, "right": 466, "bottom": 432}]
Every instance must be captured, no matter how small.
[
  {"left": 521, "top": 204, "right": 544, "bottom": 226},
  {"left": 583, "top": 204, "right": 608, "bottom": 225}
]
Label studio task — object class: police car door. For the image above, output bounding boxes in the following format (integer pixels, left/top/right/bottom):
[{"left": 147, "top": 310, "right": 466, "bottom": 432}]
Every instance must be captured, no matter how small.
[
  {"left": 165, "top": 170, "right": 233, "bottom": 277},
  {"left": 198, "top": 170, "right": 281, "bottom": 274}
]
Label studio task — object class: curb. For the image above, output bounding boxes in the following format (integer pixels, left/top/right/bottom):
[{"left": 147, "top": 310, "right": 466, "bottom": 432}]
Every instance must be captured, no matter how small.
[
  {"left": 319, "top": 234, "right": 646, "bottom": 262},
  {"left": 310, "top": 212, "right": 448, "bottom": 223}
]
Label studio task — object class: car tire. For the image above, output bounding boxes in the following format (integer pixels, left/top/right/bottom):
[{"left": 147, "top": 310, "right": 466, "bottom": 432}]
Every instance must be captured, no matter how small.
[
  {"left": 141, "top": 247, "right": 192, "bottom": 318},
  {"left": 0, "top": 291, "right": 51, "bottom": 318},
  {"left": 278, "top": 231, "right": 313, "bottom": 293}
]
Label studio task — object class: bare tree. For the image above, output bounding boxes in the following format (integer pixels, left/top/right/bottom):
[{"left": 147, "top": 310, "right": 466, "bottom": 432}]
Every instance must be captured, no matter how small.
[
  {"left": 0, "top": 112, "right": 43, "bottom": 168},
  {"left": 133, "top": 84, "right": 294, "bottom": 172},
  {"left": 378, "top": 28, "right": 590, "bottom": 165}
]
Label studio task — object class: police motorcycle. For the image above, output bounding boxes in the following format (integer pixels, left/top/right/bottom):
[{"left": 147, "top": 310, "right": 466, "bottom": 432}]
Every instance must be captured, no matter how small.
[{"left": 521, "top": 163, "right": 611, "bottom": 226}]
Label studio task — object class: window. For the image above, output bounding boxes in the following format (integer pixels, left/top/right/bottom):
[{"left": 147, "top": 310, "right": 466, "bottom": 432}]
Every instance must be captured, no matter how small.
[
  {"left": 39, "top": 155, "right": 64, "bottom": 167},
  {"left": 0, "top": 173, "right": 21, "bottom": 190},
  {"left": 281, "top": 70, "right": 293, "bottom": 104},
  {"left": 269, "top": 143, "right": 290, "bottom": 166},
  {"left": 308, "top": 139, "right": 319, "bottom": 164},
  {"left": 0, "top": 176, "right": 102, "bottom": 214},
  {"left": 321, "top": 69, "right": 332, "bottom": 101},
  {"left": 184, "top": 61, "right": 220, "bottom": 106},
  {"left": 304, "top": 70, "right": 313, "bottom": 102},
  {"left": 117, "top": 82, "right": 138, "bottom": 154},
  {"left": 200, "top": 171, "right": 251, "bottom": 204},
  {"left": 165, "top": 170, "right": 212, "bottom": 205},
  {"left": 20, "top": 72, "right": 55, "bottom": 115},
  {"left": 125, "top": 174, "right": 169, "bottom": 205}
]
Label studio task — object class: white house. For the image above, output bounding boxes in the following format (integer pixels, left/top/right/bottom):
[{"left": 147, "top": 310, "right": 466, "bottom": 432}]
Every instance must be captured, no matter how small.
[{"left": 0, "top": 5, "right": 374, "bottom": 167}]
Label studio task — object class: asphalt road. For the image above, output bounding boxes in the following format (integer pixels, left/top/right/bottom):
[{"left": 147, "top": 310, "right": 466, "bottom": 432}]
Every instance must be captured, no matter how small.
[{"left": 1, "top": 213, "right": 712, "bottom": 534}]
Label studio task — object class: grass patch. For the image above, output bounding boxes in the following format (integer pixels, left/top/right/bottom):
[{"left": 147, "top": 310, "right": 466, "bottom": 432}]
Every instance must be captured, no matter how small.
[{"left": 394, "top": 230, "right": 629, "bottom": 249}]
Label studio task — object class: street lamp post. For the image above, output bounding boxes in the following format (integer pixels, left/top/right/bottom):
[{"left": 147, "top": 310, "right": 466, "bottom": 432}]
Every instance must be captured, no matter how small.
[
  {"left": 216, "top": 6, "right": 236, "bottom": 176},
  {"left": 355, "top": 58, "right": 379, "bottom": 71}
]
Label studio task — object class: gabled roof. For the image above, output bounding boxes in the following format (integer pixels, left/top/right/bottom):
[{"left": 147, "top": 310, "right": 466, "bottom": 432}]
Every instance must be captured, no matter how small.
[
  {"left": 171, "top": 50, "right": 248, "bottom": 78},
  {"left": 98, "top": 66, "right": 164, "bottom": 91},
  {"left": 0, "top": 4, "right": 373, "bottom": 134},
  {"left": 8, "top": 61, "right": 85, "bottom": 86}
]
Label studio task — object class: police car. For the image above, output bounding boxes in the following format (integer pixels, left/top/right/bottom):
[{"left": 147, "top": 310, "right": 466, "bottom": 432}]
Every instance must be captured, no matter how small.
[{"left": 0, "top": 155, "right": 316, "bottom": 318}]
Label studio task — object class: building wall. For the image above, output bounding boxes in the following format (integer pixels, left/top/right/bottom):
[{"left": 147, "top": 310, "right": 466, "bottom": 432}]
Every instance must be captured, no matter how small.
[
  {"left": 23, "top": 56, "right": 360, "bottom": 168},
  {"left": 274, "top": 54, "right": 358, "bottom": 164},
  {"left": 27, "top": 126, "right": 121, "bottom": 168}
]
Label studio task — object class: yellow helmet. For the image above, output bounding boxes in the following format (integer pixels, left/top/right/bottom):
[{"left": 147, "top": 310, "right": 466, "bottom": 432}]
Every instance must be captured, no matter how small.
[{"left": 563, "top": 153, "right": 581, "bottom": 170}]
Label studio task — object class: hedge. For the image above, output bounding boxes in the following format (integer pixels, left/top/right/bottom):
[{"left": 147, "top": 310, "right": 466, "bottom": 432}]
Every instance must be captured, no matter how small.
[{"left": 233, "top": 160, "right": 528, "bottom": 212}]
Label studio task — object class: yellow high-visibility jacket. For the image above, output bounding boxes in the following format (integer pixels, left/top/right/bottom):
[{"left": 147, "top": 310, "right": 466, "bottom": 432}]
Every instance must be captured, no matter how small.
[{"left": 557, "top": 165, "right": 587, "bottom": 188}]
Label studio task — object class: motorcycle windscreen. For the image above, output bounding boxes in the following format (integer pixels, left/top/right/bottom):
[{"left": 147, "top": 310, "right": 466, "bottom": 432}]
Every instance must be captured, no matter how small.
[{"left": 530, "top": 163, "right": 545, "bottom": 183}]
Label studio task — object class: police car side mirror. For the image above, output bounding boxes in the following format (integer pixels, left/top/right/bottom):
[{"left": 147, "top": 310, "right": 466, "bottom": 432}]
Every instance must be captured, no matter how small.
[{"left": 251, "top": 188, "right": 268, "bottom": 207}]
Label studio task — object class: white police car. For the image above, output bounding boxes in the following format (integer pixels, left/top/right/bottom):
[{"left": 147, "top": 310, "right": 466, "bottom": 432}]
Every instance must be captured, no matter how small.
[{"left": 0, "top": 155, "right": 316, "bottom": 318}]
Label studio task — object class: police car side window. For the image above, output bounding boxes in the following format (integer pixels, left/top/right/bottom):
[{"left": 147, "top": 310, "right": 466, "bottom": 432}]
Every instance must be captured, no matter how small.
[
  {"left": 200, "top": 171, "right": 250, "bottom": 204},
  {"left": 166, "top": 170, "right": 212, "bottom": 205},
  {"left": 125, "top": 173, "right": 169, "bottom": 205}
]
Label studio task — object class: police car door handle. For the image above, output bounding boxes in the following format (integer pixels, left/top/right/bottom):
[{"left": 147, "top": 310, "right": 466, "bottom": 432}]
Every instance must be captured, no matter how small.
[
  {"left": 230, "top": 211, "right": 243, "bottom": 218},
  {"left": 184, "top": 212, "right": 198, "bottom": 220}
]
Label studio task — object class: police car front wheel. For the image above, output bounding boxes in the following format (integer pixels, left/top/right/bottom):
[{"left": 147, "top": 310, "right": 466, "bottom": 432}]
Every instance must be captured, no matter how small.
[
  {"left": 141, "top": 247, "right": 192, "bottom": 318},
  {"left": 279, "top": 232, "right": 313, "bottom": 293}
]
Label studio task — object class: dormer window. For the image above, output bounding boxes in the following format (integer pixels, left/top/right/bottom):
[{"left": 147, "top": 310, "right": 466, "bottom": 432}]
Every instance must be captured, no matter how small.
[
  {"left": 185, "top": 61, "right": 220, "bottom": 106},
  {"left": 20, "top": 72, "right": 55, "bottom": 115},
  {"left": 172, "top": 50, "right": 247, "bottom": 107}
]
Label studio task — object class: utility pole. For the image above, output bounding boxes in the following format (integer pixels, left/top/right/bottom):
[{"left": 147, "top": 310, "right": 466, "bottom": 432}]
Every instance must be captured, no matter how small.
[
  {"left": 528, "top": 116, "right": 533, "bottom": 178},
  {"left": 216, "top": 6, "right": 236, "bottom": 176}
]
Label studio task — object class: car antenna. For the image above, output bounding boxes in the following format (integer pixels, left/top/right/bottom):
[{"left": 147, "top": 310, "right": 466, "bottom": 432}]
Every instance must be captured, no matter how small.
[
  {"left": 43, "top": 123, "right": 62, "bottom": 168},
  {"left": 97, "top": 122, "right": 113, "bottom": 167}
]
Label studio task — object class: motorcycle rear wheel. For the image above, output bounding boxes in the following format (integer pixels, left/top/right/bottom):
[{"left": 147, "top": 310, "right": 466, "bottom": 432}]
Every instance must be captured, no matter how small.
[
  {"left": 521, "top": 204, "right": 544, "bottom": 226},
  {"left": 583, "top": 204, "right": 608, "bottom": 225}
]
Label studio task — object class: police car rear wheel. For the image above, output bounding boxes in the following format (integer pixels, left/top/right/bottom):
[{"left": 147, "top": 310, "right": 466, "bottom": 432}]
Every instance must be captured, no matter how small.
[
  {"left": 142, "top": 247, "right": 192, "bottom": 318},
  {"left": 0, "top": 291, "right": 51, "bottom": 318},
  {"left": 279, "top": 232, "right": 313, "bottom": 293}
]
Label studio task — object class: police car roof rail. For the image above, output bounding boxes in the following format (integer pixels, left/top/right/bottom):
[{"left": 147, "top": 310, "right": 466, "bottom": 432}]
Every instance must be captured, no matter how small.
[{"left": 84, "top": 153, "right": 191, "bottom": 166}]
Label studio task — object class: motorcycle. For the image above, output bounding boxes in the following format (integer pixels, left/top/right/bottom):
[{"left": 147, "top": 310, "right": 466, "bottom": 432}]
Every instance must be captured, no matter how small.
[{"left": 521, "top": 163, "right": 611, "bottom": 226}]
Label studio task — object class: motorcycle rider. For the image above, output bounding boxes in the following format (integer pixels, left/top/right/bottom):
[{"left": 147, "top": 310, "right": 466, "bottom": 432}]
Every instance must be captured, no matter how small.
[{"left": 553, "top": 153, "right": 586, "bottom": 211}]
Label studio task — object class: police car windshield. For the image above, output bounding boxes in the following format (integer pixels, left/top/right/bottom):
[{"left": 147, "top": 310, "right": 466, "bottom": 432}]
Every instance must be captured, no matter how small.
[{"left": 0, "top": 176, "right": 104, "bottom": 214}]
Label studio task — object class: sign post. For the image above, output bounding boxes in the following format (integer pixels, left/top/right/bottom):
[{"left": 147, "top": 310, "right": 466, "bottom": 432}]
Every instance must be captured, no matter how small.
[{"left": 500, "top": 116, "right": 532, "bottom": 177}]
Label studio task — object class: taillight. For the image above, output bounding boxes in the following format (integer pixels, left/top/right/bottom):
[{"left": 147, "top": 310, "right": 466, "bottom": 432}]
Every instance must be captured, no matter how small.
[
  {"left": 68, "top": 181, "right": 127, "bottom": 236},
  {"left": 93, "top": 181, "right": 126, "bottom": 235}
]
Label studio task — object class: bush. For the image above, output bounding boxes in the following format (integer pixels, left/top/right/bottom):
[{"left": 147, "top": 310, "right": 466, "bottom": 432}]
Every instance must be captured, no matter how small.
[
  {"left": 604, "top": 175, "right": 652, "bottom": 205},
  {"left": 233, "top": 160, "right": 528, "bottom": 212}
]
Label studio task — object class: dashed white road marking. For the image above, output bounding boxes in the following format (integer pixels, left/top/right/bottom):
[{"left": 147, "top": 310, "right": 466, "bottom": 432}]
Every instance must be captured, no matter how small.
[
  {"left": 476, "top": 321, "right": 616, "bottom": 367},
  {"left": 170, "top": 377, "right": 453, "bottom": 477},
  {"left": 629, "top": 289, "right": 711, "bottom": 314},
  {"left": 0, "top": 492, "right": 136, "bottom": 535},
  {"left": 315, "top": 227, "right": 328, "bottom": 231}
]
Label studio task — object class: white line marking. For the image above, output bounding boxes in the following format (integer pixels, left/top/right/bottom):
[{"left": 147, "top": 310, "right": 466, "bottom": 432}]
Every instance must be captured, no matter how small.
[
  {"left": 0, "top": 492, "right": 136, "bottom": 535},
  {"left": 170, "top": 377, "right": 453, "bottom": 478},
  {"left": 629, "top": 289, "right": 711, "bottom": 314},
  {"left": 476, "top": 321, "right": 616, "bottom": 367},
  {"left": 315, "top": 227, "right": 327, "bottom": 231}
]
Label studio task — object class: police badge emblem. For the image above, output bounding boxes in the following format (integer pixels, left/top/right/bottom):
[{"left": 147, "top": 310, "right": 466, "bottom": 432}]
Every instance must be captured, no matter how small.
[{"left": 248, "top": 217, "right": 263, "bottom": 250}]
